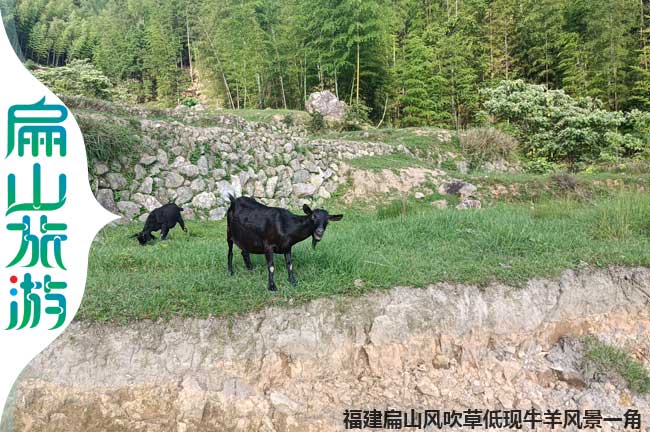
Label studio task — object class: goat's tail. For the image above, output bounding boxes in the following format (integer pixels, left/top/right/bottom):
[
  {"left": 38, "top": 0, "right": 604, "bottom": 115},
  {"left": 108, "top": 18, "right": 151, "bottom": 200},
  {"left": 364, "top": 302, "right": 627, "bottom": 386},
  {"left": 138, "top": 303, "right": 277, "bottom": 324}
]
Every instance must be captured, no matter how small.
[{"left": 227, "top": 193, "right": 237, "bottom": 205}]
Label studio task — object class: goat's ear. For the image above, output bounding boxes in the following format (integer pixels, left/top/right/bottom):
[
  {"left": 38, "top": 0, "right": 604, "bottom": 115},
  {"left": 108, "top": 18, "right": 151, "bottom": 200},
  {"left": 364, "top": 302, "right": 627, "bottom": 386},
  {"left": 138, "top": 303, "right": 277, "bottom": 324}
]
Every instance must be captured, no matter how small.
[
  {"left": 329, "top": 214, "right": 343, "bottom": 221},
  {"left": 302, "top": 204, "right": 313, "bottom": 215}
]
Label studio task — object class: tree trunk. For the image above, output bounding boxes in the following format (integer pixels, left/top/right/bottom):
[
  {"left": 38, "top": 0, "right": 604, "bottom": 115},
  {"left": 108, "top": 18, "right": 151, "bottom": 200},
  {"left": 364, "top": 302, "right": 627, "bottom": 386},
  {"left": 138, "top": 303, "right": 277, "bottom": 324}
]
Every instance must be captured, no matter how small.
[
  {"left": 642, "top": 0, "right": 648, "bottom": 70},
  {"left": 334, "top": 67, "right": 339, "bottom": 99},
  {"left": 356, "top": 41, "right": 360, "bottom": 104},
  {"left": 186, "top": 4, "right": 194, "bottom": 86}
]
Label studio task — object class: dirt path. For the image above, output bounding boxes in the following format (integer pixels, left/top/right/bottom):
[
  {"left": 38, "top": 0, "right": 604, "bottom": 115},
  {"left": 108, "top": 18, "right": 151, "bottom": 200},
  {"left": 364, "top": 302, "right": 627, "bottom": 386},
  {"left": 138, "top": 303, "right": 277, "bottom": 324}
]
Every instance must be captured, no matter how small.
[{"left": 3, "top": 267, "right": 650, "bottom": 431}]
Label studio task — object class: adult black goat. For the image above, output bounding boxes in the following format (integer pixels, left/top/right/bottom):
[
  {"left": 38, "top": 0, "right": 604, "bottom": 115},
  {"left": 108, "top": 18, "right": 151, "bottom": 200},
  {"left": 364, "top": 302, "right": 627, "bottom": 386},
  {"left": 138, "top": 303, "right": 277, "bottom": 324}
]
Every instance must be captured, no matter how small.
[{"left": 226, "top": 194, "right": 343, "bottom": 291}]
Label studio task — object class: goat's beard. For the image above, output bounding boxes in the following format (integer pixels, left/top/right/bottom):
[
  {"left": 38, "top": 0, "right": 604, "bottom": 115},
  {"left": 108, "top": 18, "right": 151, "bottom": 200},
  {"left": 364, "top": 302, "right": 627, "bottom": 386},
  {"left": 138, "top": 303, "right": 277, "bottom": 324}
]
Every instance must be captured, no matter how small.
[{"left": 312, "top": 235, "right": 319, "bottom": 249}]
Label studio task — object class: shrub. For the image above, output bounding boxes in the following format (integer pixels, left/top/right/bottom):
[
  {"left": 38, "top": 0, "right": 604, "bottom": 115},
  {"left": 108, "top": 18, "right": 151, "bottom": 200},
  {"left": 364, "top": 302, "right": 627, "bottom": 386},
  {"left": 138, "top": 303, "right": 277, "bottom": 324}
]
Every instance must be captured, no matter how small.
[
  {"left": 342, "top": 102, "right": 371, "bottom": 131},
  {"left": 459, "top": 127, "right": 518, "bottom": 167},
  {"left": 309, "top": 111, "right": 325, "bottom": 132},
  {"left": 183, "top": 97, "right": 198, "bottom": 108},
  {"left": 33, "top": 59, "right": 112, "bottom": 99},
  {"left": 282, "top": 113, "right": 295, "bottom": 128},
  {"left": 480, "top": 80, "right": 649, "bottom": 165}
]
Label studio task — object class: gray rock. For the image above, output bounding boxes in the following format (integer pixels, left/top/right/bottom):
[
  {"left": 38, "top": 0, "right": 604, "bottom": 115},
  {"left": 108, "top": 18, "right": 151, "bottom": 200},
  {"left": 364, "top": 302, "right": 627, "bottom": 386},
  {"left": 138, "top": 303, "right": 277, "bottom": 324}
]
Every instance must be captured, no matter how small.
[
  {"left": 438, "top": 180, "right": 477, "bottom": 198},
  {"left": 175, "top": 187, "right": 194, "bottom": 205},
  {"left": 96, "top": 189, "right": 118, "bottom": 213},
  {"left": 293, "top": 183, "right": 317, "bottom": 197},
  {"left": 165, "top": 172, "right": 185, "bottom": 188},
  {"left": 134, "top": 164, "right": 146, "bottom": 180},
  {"left": 192, "top": 192, "right": 217, "bottom": 209},
  {"left": 456, "top": 199, "right": 482, "bottom": 210},
  {"left": 179, "top": 164, "right": 199, "bottom": 178},
  {"left": 309, "top": 174, "right": 324, "bottom": 190},
  {"left": 116, "top": 201, "right": 141, "bottom": 220},
  {"left": 190, "top": 178, "right": 206, "bottom": 193},
  {"left": 171, "top": 156, "right": 188, "bottom": 169},
  {"left": 140, "top": 154, "right": 157, "bottom": 166},
  {"left": 292, "top": 169, "right": 310, "bottom": 183},
  {"left": 265, "top": 176, "right": 278, "bottom": 198},
  {"left": 157, "top": 149, "right": 169, "bottom": 167},
  {"left": 213, "top": 169, "right": 226, "bottom": 180},
  {"left": 139, "top": 177, "right": 153, "bottom": 195},
  {"left": 132, "top": 193, "right": 162, "bottom": 212},
  {"left": 94, "top": 163, "right": 109, "bottom": 176},
  {"left": 197, "top": 156, "right": 209, "bottom": 176},
  {"left": 105, "top": 173, "right": 128, "bottom": 190}
]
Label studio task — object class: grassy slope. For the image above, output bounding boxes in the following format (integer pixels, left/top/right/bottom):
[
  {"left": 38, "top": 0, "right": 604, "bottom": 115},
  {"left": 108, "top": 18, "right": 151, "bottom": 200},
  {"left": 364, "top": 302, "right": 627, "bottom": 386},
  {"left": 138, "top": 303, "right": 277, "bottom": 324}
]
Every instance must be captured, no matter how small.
[{"left": 83, "top": 192, "right": 650, "bottom": 322}]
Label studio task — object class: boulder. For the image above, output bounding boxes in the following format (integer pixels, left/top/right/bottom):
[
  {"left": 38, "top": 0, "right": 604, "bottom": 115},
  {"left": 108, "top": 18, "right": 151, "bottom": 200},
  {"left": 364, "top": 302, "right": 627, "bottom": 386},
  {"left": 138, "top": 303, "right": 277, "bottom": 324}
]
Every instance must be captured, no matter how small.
[
  {"left": 305, "top": 91, "right": 347, "bottom": 123},
  {"left": 438, "top": 180, "right": 477, "bottom": 198}
]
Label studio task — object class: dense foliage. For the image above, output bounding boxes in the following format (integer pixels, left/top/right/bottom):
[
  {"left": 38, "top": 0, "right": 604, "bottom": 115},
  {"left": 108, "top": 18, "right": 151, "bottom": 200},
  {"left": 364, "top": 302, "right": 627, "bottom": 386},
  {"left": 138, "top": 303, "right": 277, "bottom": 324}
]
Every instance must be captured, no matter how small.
[
  {"left": 4, "top": 0, "right": 650, "bottom": 129},
  {"left": 482, "top": 80, "right": 650, "bottom": 167}
]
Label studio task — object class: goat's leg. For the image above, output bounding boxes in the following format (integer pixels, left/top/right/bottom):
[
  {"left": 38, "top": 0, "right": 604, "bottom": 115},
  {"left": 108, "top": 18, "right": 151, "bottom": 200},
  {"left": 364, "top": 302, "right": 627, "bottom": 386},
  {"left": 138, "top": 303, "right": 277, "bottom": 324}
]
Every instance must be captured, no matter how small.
[
  {"left": 227, "top": 242, "right": 234, "bottom": 276},
  {"left": 160, "top": 224, "right": 170, "bottom": 240},
  {"left": 264, "top": 250, "right": 277, "bottom": 291},
  {"left": 241, "top": 250, "right": 253, "bottom": 271},
  {"left": 178, "top": 215, "right": 188, "bottom": 233},
  {"left": 284, "top": 250, "right": 297, "bottom": 286}
]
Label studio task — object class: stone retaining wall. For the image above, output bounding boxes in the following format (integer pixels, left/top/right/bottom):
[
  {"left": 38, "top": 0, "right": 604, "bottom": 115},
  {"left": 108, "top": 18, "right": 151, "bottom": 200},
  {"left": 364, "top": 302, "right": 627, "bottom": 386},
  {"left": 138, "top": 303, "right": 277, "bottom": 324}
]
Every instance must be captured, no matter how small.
[{"left": 91, "top": 116, "right": 402, "bottom": 222}]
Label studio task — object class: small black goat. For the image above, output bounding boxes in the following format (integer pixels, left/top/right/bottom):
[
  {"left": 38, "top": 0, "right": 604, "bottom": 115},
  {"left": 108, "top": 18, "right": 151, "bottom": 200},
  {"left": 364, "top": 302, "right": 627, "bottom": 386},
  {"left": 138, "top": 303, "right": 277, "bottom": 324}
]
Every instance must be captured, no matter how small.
[
  {"left": 131, "top": 203, "right": 187, "bottom": 245},
  {"left": 226, "top": 194, "right": 342, "bottom": 291}
]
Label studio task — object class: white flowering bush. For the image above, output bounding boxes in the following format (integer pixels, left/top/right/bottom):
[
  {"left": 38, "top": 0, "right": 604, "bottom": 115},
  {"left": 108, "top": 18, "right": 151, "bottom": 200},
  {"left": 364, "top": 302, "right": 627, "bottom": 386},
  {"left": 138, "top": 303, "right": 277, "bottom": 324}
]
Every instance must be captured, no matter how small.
[{"left": 481, "top": 80, "right": 649, "bottom": 166}]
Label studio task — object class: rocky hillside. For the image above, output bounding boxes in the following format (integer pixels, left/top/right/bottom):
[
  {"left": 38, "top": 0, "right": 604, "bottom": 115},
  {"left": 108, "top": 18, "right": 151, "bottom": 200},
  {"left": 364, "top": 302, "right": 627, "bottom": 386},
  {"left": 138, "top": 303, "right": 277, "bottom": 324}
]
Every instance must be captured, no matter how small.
[
  {"left": 4, "top": 267, "right": 650, "bottom": 431},
  {"left": 88, "top": 105, "right": 406, "bottom": 222}
]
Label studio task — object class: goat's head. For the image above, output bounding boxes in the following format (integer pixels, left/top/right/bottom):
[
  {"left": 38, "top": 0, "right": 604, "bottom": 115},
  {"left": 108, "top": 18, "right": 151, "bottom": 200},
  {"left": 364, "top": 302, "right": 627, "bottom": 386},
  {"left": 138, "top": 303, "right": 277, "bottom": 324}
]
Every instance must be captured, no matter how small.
[
  {"left": 131, "top": 231, "right": 156, "bottom": 245},
  {"left": 303, "top": 204, "right": 343, "bottom": 248}
]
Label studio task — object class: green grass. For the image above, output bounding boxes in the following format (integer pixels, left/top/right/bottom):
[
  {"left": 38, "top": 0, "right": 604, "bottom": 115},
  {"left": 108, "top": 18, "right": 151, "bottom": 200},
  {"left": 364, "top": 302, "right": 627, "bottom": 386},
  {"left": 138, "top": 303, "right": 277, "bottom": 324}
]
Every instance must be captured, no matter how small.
[
  {"left": 347, "top": 153, "right": 440, "bottom": 172},
  {"left": 584, "top": 337, "right": 650, "bottom": 394},
  {"left": 317, "top": 127, "right": 458, "bottom": 155},
  {"left": 82, "top": 192, "right": 650, "bottom": 322},
  {"left": 219, "top": 108, "right": 308, "bottom": 124}
]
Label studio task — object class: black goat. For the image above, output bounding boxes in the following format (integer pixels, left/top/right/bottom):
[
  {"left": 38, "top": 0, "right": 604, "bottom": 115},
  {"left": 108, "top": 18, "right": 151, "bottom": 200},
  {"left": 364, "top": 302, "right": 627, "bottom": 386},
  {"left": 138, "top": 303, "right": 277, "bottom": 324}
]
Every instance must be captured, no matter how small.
[
  {"left": 226, "top": 194, "right": 343, "bottom": 291},
  {"left": 131, "top": 203, "right": 187, "bottom": 245}
]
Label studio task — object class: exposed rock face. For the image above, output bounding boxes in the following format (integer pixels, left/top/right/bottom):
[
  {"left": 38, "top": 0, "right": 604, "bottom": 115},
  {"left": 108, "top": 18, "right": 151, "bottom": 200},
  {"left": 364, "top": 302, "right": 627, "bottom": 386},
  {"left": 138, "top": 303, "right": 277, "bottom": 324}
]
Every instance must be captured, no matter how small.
[
  {"left": 5, "top": 267, "right": 650, "bottom": 431},
  {"left": 343, "top": 167, "right": 445, "bottom": 203},
  {"left": 305, "top": 90, "right": 347, "bottom": 123},
  {"left": 90, "top": 114, "right": 396, "bottom": 222}
]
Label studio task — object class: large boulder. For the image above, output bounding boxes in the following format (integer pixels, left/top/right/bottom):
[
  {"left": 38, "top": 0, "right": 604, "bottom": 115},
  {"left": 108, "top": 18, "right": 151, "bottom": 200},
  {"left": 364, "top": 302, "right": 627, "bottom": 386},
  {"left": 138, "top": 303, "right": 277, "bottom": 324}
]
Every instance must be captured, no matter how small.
[{"left": 305, "top": 91, "right": 347, "bottom": 124}]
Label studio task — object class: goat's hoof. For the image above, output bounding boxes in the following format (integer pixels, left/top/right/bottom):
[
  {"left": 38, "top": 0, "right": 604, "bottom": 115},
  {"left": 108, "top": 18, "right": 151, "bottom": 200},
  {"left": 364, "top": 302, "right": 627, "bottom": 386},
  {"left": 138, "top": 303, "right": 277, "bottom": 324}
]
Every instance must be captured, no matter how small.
[
  {"left": 228, "top": 270, "right": 234, "bottom": 276},
  {"left": 289, "top": 279, "right": 297, "bottom": 287},
  {"left": 268, "top": 285, "right": 277, "bottom": 292}
]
